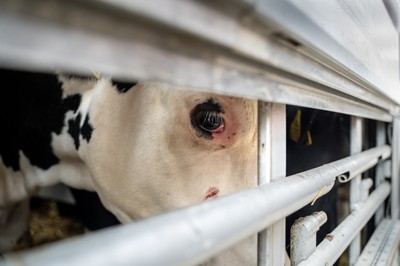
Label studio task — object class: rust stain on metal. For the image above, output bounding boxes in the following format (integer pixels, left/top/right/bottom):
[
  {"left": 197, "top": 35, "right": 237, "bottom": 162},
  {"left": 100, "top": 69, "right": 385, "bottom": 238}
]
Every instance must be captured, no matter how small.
[{"left": 325, "top": 233, "right": 334, "bottom": 241}]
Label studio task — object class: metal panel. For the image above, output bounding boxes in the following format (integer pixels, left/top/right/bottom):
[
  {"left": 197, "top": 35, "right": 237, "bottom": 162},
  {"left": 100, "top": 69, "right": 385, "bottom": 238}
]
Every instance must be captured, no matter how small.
[
  {"left": 0, "top": 0, "right": 396, "bottom": 121},
  {"left": 242, "top": 0, "right": 400, "bottom": 105},
  {"left": 0, "top": 146, "right": 391, "bottom": 266},
  {"left": 355, "top": 219, "right": 400, "bottom": 266}
]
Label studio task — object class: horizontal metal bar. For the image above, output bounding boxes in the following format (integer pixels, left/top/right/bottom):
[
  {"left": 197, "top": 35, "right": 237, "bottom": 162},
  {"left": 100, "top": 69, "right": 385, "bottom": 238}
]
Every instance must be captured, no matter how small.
[
  {"left": 0, "top": 146, "right": 390, "bottom": 266},
  {"left": 0, "top": 0, "right": 396, "bottom": 121},
  {"left": 297, "top": 182, "right": 391, "bottom": 266},
  {"left": 239, "top": 0, "right": 400, "bottom": 106},
  {"left": 355, "top": 219, "right": 400, "bottom": 266},
  {"left": 338, "top": 149, "right": 391, "bottom": 183},
  {"left": 88, "top": 0, "right": 400, "bottom": 113}
]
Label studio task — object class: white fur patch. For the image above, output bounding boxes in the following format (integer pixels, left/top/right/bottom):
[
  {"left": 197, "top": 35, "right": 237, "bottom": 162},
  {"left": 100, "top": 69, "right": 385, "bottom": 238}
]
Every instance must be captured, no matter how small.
[{"left": 58, "top": 74, "right": 97, "bottom": 98}]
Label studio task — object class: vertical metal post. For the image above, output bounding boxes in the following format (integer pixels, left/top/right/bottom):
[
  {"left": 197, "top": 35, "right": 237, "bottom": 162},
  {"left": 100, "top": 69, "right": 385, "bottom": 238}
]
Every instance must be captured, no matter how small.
[
  {"left": 257, "top": 102, "right": 287, "bottom": 266},
  {"left": 290, "top": 211, "right": 327, "bottom": 265},
  {"left": 391, "top": 118, "right": 400, "bottom": 220},
  {"left": 349, "top": 116, "right": 363, "bottom": 265},
  {"left": 375, "top": 121, "right": 386, "bottom": 224}
]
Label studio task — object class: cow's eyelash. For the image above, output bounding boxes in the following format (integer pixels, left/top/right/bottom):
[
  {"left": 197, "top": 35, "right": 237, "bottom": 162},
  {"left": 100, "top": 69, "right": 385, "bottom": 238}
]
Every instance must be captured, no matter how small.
[{"left": 190, "top": 101, "right": 224, "bottom": 139}]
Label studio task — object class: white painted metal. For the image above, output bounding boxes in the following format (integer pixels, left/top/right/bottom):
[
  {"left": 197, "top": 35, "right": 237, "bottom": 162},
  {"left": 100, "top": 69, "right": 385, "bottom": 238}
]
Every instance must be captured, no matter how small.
[
  {"left": 360, "top": 178, "right": 373, "bottom": 202},
  {"left": 239, "top": 0, "right": 400, "bottom": 105},
  {"left": 355, "top": 219, "right": 400, "bottom": 266},
  {"left": 97, "top": 0, "right": 400, "bottom": 108},
  {"left": 0, "top": 0, "right": 396, "bottom": 121},
  {"left": 349, "top": 117, "right": 363, "bottom": 265},
  {"left": 0, "top": 147, "right": 390, "bottom": 266},
  {"left": 0, "top": 1, "right": 398, "bottom": 265},
  {"left": 290, "top": 211, "right": 327, "bottom": 266},
  {"left": 375, "top": 122, "right": 387, "bottom": 224},
  {"left": 336, "top": 126, "right": 391, "bottom": 186},
  {"left": 257, "top": 102, "right": 287, "bottom": 265},
  {"left": 297, "top": 182, "right": 391, "bottom": 266},
  {"left": 337, "top": 160, "right": 381, "bottom": 184},
  {"left": 392, "top": 118, "right": 400, "bottom": 220}
]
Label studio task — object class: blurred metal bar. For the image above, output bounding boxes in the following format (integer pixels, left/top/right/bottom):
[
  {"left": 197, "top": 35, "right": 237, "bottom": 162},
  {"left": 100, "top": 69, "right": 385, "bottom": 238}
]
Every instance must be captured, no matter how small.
[
  {"left": 391, "top": 118, "right": 400, "bottom": 220},
  {"left": 257, "top": 102, "right": 286, "bottom": 266},
  {"left": 0, "top": 0, "right": 395, "bottom": 121},
  {"left": 355, "top": 219, "right": 400, "bottom": 266},
  {"left": 93, "top": 0, "right": 400, "bottom": 112},
  {"left": 0, "top": 146, "right": 390, "bottom": 266},
  {"left": 360, "top": 178, "right": 373, "bottom": 202},
  {"left": 349, "top": 117, "right": 363, "bottom": 265},
  {"left": 297, "top": 182, "right": 391, "bottom": 266},
  {"left": 236, "top": 0, "right": 400, "bottom": 105},
  {"left": 375, "top": 122, "right": 387, "bottom": 224}
]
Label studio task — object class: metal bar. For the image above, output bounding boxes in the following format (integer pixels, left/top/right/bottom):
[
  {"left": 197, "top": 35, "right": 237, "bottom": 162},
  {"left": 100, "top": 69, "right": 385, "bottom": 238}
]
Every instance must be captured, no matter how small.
[
  {"left": 97, "top": 0, "right": 399, "bottom": 111},
  {"left": 360, "top": 178, "right": 373, "bottom": 202},
  {"left": 257, "top": 102, "right": 286, "bottom": 266},
  {"left": 375, "top": 121, "right": 387, "bottom": 224},
  {"left": 338, "top": 160, "right": 380, "bottom": 183},
  {"left": 241, "top": 0, "right": 400, "bottom": 106},
  {"left": 373, "top": 223, "right": 400, "bottom": 266},
  {"left": 391, "top": 118, "right": 400, "bottom": 220},
  {"left": 297, "top": 182, "right": 391, "bottom": 266},
  {"left": 290, "top": 211, "right": 327, "bottom": 266},
  {"left": 0, "top": 146, "right": 390, "bottom": 266},
  {"left": 355, "top": 219, "right": 400, "bottom": 266},
  {"left": 349, "top": 117, "right": 363, "bottom": 265},
  {"left": 0, "top": 0, "right": 396, "bottom": 121}
]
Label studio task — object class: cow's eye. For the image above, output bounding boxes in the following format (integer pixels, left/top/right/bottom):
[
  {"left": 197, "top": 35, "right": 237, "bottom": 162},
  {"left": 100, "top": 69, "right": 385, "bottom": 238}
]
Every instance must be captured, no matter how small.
[
  {"left": 195, "top": 110, "right": 223, "bottom": 131},
  {"left": 191, "top": 101, "right": 224, "bottom": 137}
]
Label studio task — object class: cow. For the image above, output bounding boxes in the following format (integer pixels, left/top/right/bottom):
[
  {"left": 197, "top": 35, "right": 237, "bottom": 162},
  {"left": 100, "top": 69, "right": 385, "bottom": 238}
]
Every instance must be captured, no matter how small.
[
  {"left": 0, "top": 68, "right": 258, "bottom": 265},
  {"left": 65, "top": 106, "right": 350, "bottom": 266}
]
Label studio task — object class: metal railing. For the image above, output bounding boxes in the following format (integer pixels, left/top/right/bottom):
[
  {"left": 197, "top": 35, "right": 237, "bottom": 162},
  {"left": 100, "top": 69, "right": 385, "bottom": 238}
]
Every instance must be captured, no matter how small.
[
  {"left": 0, "top": 146, "right": 391, "bottom": 266},
  {"left": 0, "top": 0, "right": 399, "bottom": 265}
]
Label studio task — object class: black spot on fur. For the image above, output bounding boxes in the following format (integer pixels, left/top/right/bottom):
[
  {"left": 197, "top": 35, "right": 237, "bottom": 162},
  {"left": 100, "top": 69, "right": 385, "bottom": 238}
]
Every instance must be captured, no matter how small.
[
  {"left": 112, "top": 80, "right": 137, "bottom": 94},
  {"left": 68, "top": 113, "right": 82, "bottom": 150},
  {"left": 62, "top": 94, "right": 81, "bottom": 115},
  {"left": 81, "top": 115, "right": 93, "bottom": 143},
  {"left": 0, "top": 68, "right": 82, "bottom": 171}
]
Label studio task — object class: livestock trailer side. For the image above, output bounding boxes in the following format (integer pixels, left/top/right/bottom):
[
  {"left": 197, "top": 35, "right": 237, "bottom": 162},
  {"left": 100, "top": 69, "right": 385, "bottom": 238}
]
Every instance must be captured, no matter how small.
[{"left": 0, "top": 0, "right": 399, "bottom": 265}]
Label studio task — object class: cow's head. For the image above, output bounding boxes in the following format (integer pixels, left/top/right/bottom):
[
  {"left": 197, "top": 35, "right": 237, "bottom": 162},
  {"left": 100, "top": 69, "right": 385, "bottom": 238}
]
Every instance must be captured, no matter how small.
[{"left": 82, "top": 80, "right": 258, "bottom": 223}]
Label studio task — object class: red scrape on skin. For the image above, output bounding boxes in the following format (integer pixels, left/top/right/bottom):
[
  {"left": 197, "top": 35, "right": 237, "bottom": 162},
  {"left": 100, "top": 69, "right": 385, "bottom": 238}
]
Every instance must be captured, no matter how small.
[
  {"left": 204, "top": 187, "right": 220, "bottom": 201},
  {"left": 210, "top": 124, "right": 225, "bottom": 134}
]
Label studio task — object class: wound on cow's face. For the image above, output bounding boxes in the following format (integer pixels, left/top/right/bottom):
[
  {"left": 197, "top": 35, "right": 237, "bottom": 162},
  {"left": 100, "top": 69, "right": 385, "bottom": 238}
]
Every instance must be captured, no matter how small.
[{"left": 190, "top": 98, "right": 224, "bottom": 139}]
